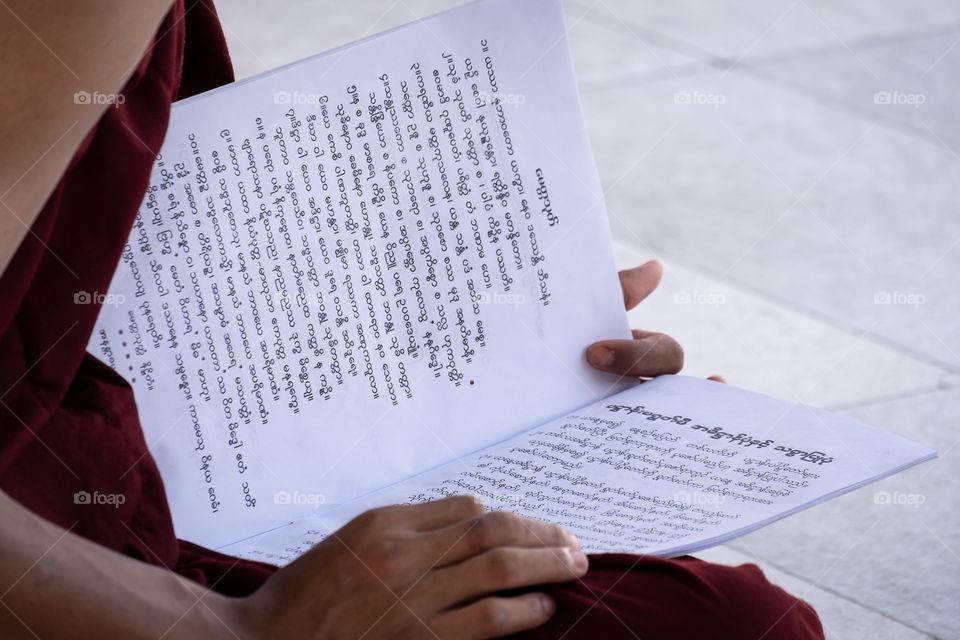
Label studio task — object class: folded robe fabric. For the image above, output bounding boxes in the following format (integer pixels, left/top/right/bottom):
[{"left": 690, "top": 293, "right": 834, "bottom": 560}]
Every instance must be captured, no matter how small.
[{"left": 0, "top": 2, "right": 823, "bottom": 637}]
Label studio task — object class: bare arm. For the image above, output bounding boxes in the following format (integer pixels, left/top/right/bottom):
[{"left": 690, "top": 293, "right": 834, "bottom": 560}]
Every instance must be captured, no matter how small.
[
  {"left": 0, "top": 3, "right": 226, "bottom": 633},
  {"left": 0, "top": 0, "right": 176, "bottom": 276},
  {"left": 1, "top": 489, "right": 585, "bottom": 639},
  {"left": 0, "top": 490, "right": 245, "bottom": 639}
]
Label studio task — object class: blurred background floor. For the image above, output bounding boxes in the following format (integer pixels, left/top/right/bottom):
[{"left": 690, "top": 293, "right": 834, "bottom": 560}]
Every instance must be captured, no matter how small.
[{"left": 216, "top": 1, "right": 960, "bottom": 637}]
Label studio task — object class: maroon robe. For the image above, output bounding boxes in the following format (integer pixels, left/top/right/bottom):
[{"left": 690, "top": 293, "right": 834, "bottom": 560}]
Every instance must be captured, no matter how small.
[{"left": 0, "top": 1, "right": 823, "bottom": 636}]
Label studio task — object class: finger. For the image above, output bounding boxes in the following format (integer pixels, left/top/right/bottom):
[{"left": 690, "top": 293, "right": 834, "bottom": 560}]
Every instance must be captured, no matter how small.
[
  {"left": 433, "top": 546, "right": 588, "bottom": 605},
  {"left": 707, "top": 374, "right": 727, "bottom": 384},
  {"left": 618, "top": 259, "right": 662, "bottom": 310},
  {"left": 432, "top": 593, "right": 555, "bottom": 640},
  {"left": 385, "top": 495, "right": 485, "bottom": 532},
  {"left": 586, "top": 331, "right": 683, "bottom": 377},
  {"left": 423, "top": 511, "right": 578, "bottom": 567}
]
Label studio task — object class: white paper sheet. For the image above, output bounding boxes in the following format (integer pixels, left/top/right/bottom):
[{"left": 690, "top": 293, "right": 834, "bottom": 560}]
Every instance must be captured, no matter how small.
[
  {"left": 220, "top": 376, "right": 935, "bottom": 563},
  {"left": 88, "top": 0, "right": 630, "bottom": 547}
]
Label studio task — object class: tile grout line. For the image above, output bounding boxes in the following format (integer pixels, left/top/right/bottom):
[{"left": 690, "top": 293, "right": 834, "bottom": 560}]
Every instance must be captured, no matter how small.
[
  {"left": 731, "top": 20, "right": 960, "bottom": 65},
  {"left": 738, "top": 62, "right": 960, "bottom": 150},
  {"left": 722, "top": 543, "right": 939, "bottom": 639},
  {"left": 570, "top": 0, "right": 960, "bottom": 86},
  {"left": 824, "top": 382, "right": 960, "bottom": 413},
  {"left": 576, "top": 59, "right": 720, "bottom": 92},
  {"left": 625, "top": 245, "right": 960, "bottom": 377},
  {"left": 567, "top": 0, "right": 715, "bottom": 61}
]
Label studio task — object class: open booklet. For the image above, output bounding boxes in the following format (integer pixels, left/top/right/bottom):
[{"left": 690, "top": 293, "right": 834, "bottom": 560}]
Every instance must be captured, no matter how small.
[
  {"left": 216, "top": 375, "right": 935, "bottom": 564},
  {"left": 88, "top": 0, "right": 934, "bottom": 561}
]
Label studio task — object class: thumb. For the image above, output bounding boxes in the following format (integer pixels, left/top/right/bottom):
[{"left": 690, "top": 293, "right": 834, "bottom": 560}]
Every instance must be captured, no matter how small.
[
  {"left": 586, "top": 331, "right": 683, "bottom": 378},
  {"left": 619, "top": 260, "right": 662, "bottom": 310}
]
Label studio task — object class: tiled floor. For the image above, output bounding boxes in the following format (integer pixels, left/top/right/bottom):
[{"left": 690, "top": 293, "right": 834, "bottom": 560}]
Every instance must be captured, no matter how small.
[{"left": 217, "top": 1, "right": 960, "bottom": 637}]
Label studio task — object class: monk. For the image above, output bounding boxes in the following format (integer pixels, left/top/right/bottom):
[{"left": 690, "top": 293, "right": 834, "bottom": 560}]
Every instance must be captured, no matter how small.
[{"left": 0, "top": 1, "right": 823, "bottom": 638}]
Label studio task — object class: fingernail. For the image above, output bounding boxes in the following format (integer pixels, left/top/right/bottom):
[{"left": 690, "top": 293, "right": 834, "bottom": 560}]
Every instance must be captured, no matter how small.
[
  {"left": 587, "top": 346, "right": 615, "bottom": 367},
  {"left": 564, "top": 529, "right": 581, "bottom": 550},
  {"left": 571, "top": 550, "right": 589, "bottom": 572},
  {"left": 540, "top": 595, "right": 555, "bottom": 616}
]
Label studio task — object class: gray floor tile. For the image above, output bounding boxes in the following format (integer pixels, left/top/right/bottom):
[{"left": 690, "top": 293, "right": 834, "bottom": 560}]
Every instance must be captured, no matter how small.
[
  {"left": 612, "top": 242, "right": 958, "bottom": 408},
  {"left": 751, "top": 30, "right": 960, "bottom": 146},
  {"left": 217, "top": 0, "right": 464, "bottom": 79},
  {"left": 581, "top": 69, "right": 960, "bottom": 373},
  {"left": 574, "top": 0, "right": 960, "bottom": 60},
  {"left": 697, "top": 546, "right": 934, "bottom": 639},
  {"left": 725, "top": 388, "right": 960, "bottom": 638},
  {"left": 564, "top": 3, "right": 705, "bottom": 88}
]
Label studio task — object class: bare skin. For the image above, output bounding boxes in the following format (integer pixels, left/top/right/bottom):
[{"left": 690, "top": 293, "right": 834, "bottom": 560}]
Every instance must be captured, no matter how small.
[
  {"left": 0, "top": 3, "right": 693, "bottom": 639},
  {"left": 587, "top": 259, "right": 724, "bottom": 384},
  {"left": 0, "top": 492, "right": 587, "bottom": 639},
  {"left": 0, "top": 0, "right": 179, "bottom": 276}
]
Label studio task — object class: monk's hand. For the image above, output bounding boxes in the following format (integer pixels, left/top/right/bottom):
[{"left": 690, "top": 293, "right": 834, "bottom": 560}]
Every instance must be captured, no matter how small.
[
  {"left": 585, "top": 260, "right": 685, "bottom": 378},
  {"left": 242, "top": 496, "right": 587, "bottom": 640}
]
